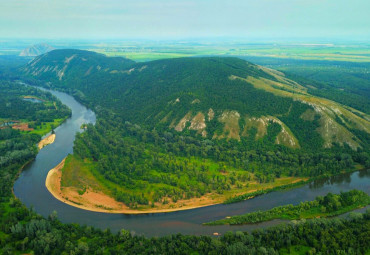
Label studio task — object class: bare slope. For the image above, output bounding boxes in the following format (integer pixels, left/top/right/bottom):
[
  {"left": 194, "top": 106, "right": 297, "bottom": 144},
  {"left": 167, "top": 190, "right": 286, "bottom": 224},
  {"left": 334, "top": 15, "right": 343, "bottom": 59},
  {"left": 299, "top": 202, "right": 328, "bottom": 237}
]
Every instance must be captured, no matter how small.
[{"left": 19, "top": 43, "right": 55, "bottom": 57}]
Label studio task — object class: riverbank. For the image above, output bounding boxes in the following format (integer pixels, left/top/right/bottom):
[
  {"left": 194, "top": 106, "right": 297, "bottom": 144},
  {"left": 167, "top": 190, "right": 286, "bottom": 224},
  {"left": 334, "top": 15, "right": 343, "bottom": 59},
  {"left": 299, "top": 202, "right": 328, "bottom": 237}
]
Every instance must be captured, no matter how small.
[
  {"left": 38, "top": 133, "right": 56, "bottom": 150},
  {"left": 11, "top": 158, "right": 35, "bottom": 196}
]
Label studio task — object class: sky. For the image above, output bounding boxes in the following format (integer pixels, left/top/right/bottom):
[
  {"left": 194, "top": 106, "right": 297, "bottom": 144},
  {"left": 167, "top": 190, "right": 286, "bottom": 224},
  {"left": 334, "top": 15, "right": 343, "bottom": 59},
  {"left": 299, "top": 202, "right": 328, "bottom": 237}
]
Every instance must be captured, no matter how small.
[{"left": 0, "top": 0, "right": 369, "bottom": 40}]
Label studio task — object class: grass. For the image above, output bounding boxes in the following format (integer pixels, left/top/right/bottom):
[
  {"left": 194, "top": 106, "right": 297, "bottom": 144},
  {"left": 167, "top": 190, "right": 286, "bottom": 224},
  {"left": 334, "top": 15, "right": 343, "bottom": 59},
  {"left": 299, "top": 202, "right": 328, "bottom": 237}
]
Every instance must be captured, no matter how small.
[
  {"left": 279, "top": 246, "right": 313, "bottom": 255},
  {"left": 61, "top": 155, "right": 108, "bottom": 194},
  {"left": 28, "top": 118, "right": 66, "bottom": 136}
]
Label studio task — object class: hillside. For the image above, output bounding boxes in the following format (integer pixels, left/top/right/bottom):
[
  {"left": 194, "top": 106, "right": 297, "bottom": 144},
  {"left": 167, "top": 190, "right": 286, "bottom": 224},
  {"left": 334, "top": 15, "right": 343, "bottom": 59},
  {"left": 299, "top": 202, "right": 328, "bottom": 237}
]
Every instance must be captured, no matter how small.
[
  {"left": 23, "top": 50, "right": 370, "bottom": 151},
  {"left": 19, "top": 43, "right": 55, "bottom": 57}
]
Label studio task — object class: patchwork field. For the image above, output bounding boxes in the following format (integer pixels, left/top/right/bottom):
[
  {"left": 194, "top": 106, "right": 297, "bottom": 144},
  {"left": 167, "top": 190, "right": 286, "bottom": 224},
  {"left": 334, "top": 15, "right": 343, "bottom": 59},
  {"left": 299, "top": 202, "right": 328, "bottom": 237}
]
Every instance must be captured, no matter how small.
[{"left": 88, "top": 43, "right": 370, "bottom": 62}]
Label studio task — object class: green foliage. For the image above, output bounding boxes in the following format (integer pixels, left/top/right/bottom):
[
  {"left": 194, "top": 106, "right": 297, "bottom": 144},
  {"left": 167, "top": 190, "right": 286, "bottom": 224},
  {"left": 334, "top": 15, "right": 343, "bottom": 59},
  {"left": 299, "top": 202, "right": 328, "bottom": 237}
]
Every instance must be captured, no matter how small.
[
  {"left": 0, "top": 81, "right": 70, "bottom": 124},
  {"left": 243, "top": 57, "right": 370, "bottom": 114},
  {"left": 1, "top": 199, "right": 369, "bottom": 254},
  {"left": 70, "top": 110, "right": 359, "bottom": 206},
  {"left": 0, "top": 82, "right": 71, "bottom": 199},
  {"left": 279, "top": 102, "right": 324, "bottom": 150}
]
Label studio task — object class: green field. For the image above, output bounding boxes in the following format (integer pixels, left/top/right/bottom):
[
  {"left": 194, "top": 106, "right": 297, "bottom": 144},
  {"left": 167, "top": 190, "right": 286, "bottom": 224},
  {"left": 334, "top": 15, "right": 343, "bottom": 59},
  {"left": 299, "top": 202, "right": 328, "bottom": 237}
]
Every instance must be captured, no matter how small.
[
  {"left": 2, "top": 40, "right": 370, "bottom": 62},
  {"left": 88, "top": 43, "right": 370, "bottom": 62},
  {"left": 279, "top": 246, "right": 314, "bottom": 255}
]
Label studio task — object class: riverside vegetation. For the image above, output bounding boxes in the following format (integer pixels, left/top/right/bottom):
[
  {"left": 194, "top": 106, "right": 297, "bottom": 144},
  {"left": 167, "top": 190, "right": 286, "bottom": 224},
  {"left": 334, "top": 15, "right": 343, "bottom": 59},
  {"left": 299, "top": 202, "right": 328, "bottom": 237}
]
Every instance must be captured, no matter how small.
[
  {"left": 0, "top": 81, "right": 71, "bottom": 136},
  {"left": 205, "top": 190, "right": 370, "bottom": 225}
]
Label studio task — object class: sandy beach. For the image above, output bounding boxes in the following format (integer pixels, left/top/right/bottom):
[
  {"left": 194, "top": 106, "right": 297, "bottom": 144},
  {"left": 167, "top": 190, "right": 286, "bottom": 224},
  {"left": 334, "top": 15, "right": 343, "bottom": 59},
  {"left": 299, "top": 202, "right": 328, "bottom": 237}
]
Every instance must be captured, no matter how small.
[{"left": 38, "top": 134, "right": 56, "bottom": 150}]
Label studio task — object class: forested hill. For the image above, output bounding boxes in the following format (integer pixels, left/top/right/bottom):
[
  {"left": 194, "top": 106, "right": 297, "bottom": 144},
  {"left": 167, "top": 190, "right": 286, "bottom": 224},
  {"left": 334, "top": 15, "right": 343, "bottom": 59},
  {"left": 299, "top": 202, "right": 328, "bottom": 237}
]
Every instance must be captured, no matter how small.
[{"left": 22, "top": 49, "right": 370, "bottom": 151}]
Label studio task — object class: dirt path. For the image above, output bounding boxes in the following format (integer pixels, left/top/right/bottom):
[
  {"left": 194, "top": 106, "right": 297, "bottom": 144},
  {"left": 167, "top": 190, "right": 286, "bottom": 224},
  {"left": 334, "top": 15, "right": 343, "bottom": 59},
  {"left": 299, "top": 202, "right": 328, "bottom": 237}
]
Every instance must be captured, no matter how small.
[{"left": 38, "top": 134, "right": 56, "bottom": 150}]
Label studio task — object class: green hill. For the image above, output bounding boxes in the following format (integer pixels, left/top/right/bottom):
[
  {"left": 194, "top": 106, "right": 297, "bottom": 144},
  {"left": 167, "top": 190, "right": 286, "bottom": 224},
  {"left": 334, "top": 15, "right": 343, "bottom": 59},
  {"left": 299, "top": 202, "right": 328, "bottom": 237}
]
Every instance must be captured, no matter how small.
[
  {"left": 23, "top": 49, "right": 135, "bottom": 82},
  {"left": 23, "top": 50, "right": 370, "bottom": 151},
  {"left": 20, "top": 50, "right": 370, "bottom": 210}
]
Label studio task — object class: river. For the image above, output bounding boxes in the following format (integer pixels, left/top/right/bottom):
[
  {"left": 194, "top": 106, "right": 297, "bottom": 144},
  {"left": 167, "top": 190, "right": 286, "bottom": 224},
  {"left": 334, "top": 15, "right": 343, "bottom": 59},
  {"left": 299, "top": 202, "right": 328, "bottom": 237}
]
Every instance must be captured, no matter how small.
[{"left": 13, "top": 88, "right": 370, "bottom": 237}]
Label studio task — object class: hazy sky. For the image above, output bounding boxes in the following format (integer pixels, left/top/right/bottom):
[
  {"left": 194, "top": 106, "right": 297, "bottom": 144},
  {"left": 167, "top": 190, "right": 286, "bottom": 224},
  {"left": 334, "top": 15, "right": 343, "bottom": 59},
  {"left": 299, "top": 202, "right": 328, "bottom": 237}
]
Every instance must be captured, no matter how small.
[{"left": 1, "top": 0, "right": 369, "bottom": 40}]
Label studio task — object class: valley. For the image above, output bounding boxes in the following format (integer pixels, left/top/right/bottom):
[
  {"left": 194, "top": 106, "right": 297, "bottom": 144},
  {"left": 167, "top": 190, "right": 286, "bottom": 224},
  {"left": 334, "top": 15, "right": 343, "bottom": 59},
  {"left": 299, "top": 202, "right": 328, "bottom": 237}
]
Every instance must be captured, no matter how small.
[
  {"left": 19, "top": 50, "right": 370, "bottom": 213},
  {"left": 1, "top": 0, "right": 370, "bottom": 253},
  {"left": 1, "top": 48, "right": 369, "bottom": 252}
]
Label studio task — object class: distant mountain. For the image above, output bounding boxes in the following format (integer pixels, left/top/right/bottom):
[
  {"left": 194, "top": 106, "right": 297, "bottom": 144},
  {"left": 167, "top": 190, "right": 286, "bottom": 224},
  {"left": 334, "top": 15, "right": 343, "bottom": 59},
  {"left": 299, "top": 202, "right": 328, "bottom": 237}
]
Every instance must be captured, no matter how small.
[
  {"left": 19, "top": 43, "right": 55, "bottom": 57},
  {"left": 22, "top": 49, "right": 370, "bottom": 151},
  {"left": 22, "top": 49, "right": 135, "bottom": 81}
]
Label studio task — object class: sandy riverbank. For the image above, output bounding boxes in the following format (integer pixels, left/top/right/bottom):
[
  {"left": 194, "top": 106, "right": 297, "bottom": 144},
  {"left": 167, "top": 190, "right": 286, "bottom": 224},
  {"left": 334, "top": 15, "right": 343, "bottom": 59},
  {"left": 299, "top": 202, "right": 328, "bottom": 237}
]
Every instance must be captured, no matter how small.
[
  {"left": 45, "top": 158, "right": 224, "bottom": 214},
  {"left": 38, "top": 134, "right": 56, "bottom": 150}
]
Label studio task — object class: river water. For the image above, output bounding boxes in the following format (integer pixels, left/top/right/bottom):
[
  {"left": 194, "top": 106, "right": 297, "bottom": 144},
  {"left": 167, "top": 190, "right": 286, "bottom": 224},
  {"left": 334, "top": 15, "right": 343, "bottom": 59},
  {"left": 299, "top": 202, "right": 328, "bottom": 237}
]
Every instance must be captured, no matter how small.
[{"left": 13, "top": 88, "right": 370, "bottom": 237}]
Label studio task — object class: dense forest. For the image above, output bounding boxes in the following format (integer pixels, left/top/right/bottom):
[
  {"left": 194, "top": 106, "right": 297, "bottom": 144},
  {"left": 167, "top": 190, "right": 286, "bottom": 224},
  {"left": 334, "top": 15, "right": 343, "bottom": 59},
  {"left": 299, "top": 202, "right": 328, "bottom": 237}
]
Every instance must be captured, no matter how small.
[
  {"left": 1, "top": 196, "right": 369, "bottom": 254},
  {"left": 0, "top": 55, "right": 30, "bottom": 80},
  {"left": 0, "top": 81, "right": 71, "bottom": 173},
  {"left": 0, "top": 81, "right": 71, "bottom": 126},
  {"left": 23, "top": 52, "right": 293, "bottom": 123},
  {"left": 0, "top": 127, "right": 39, "bottom": 198},
  {"left": 206, "top": 190, "right": 370, "bottom": 225},
  {"left": 0, "top": 119, "right": 369, "bottom": 254},
  {"left": 21, "top": 51, "right": 370, "bottom": 150}
]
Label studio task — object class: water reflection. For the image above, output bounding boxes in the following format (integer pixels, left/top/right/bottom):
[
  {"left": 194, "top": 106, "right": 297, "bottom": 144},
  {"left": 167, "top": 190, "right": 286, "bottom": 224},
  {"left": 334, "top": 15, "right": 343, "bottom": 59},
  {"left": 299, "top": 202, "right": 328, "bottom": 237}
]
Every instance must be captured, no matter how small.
[
  {"left": 359, "top": 168, "right": 370, "bottom": 178},
  {"left": 309, "top": 169, "right": 364, "bottom": 189}
]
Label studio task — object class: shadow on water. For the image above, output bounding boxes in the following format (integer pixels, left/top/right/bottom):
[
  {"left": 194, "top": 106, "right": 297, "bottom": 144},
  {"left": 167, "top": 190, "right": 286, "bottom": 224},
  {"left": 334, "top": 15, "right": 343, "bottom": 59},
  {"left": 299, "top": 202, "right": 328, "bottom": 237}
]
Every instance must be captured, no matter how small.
[
  {"left": 309, "top": 171, "right": 353, "bottom": 189},
  {"left": 13, "top": 86, "right": 370, "bottom": 237}
]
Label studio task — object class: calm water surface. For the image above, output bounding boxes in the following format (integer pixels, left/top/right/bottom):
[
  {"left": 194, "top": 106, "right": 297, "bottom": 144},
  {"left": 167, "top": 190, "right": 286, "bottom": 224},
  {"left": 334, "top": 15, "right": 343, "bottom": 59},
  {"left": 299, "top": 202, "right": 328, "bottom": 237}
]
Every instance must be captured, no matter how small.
[{"left": 14, "top": 88, "right": 370, "bottom": 237}]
